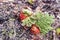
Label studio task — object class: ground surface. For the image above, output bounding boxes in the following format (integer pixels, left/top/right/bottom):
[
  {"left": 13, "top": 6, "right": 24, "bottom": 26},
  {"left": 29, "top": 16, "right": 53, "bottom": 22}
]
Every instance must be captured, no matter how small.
[{"left": 0, "top": 0, "right": 60, "bottom": 40}]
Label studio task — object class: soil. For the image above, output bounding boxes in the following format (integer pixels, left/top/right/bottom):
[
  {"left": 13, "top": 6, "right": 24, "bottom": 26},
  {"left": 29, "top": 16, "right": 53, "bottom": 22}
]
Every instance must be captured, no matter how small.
[{"left": 0, "top": 0, "right": 60, "bottom": 40}]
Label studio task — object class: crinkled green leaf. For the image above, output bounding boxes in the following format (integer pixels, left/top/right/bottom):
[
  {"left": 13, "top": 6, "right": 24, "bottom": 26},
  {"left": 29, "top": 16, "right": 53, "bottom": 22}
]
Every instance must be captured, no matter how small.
[{"left": 22, "top": 9, "right": 54, "bottom": 34}]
